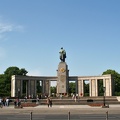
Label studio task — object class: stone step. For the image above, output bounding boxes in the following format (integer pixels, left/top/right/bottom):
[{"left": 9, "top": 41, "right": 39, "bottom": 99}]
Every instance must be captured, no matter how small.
[{"left": 8, "top": 96, "right": 120, "bottom": 106}]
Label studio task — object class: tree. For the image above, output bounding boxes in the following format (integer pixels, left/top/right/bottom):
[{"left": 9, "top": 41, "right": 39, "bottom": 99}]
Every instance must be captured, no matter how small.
[
  {"left": 4, "top": 67, "right": 28, "bottom": 76},
  {"left": 0, "top": 66, "right": 28, "bottom": 97},
  {"left": 98, "top": 80, "right": 104, "bottom": 96},
  {"left": 69, "top": 82, "right": 76, "bottom": 94},
  {"left": 37, "top": 81, "right": 42, "bottom": 94},
  {"left": 84, "top": 83, "right": 89, "bottom": 96},
  {"left": 50, "top": 86, "right": 56, "bottom": 94},
  {"left": 0, "top": 74, "right": 6, "bottom": 96}
]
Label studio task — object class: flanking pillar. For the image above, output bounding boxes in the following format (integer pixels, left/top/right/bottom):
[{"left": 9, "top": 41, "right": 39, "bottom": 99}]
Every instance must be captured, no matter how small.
[{"left": 103, "top": 76, "right": 113, "bottom": 96}]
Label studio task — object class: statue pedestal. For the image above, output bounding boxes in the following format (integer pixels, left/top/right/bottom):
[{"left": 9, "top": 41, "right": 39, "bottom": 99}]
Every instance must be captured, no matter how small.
[{"left": 57, "top": 62, "right": 69, "bottom": 94}]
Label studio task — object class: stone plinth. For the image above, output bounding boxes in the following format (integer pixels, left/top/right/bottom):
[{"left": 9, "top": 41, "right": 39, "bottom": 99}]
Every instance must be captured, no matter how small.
[{"left": 57, "top": 62, "right": 69, "bottom": 94}]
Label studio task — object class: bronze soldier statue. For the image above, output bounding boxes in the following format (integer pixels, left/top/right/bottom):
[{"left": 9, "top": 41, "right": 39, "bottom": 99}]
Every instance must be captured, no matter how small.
[{"left": 59, "top": 47, "right": 66, "bottom": 62}]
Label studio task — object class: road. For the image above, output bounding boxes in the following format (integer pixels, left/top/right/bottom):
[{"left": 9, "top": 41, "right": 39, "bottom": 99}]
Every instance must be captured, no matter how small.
[
  {"left": 0, "top": 105, "right": 120, "bottom": 120},
  {"left": 0, "top": 114, "right": 120, "bottom": 120}
]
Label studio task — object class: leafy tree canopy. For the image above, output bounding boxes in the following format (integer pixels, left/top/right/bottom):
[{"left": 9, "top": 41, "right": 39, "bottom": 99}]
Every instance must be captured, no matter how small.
[
  {"left": 0, "top": 66, "right": 28, "bottom": 97},
  {"left": 102, "top": 69, "right": 119, "bottom": 77},
  {"left": 4, "top": 66, "right": 28, "bottom": 77}
]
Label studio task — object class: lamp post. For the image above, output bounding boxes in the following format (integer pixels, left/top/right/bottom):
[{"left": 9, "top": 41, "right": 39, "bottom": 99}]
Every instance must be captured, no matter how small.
[
  {"left": 17, "top": 88, "right": 20, "bottom": 107},
  {"left": 103, "top": 87, "right": 106, "bottom": 107}
]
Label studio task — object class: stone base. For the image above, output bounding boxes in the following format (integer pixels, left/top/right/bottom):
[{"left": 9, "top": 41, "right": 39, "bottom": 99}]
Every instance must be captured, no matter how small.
[{"left": 57, "top": 62, "right": 69, "bottom": 94}]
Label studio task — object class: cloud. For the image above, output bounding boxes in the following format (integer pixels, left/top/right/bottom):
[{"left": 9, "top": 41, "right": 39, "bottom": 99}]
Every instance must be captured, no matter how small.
[
  {"left": 0, "top": 23, "right": 13, "bottom": 33},
  {"left": 0, "top": 16, "right": 25, "bottom": 41},
  {"left": 0, "top": 23, "right": 24, "bottom": 34},
  {"left": 0, "top": 17, "right": 24, "bottom": 58},
  {"left": 0, "top": 23, "right": 24, "bottom": 41},
  {"left": 0, "top": 19, "right": 24, "bottom": 41}
]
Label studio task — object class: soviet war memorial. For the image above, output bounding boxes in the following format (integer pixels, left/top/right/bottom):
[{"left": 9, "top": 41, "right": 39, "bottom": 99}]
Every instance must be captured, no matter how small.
[
  {"left": 0, "top": 48, "right": 119, "bottom": 120},
  {"left": 9, "top": 47, "right": 118, "bottom": 108},
  {"left": 1, "top": 1, "right": 120, "bottom": 120}
]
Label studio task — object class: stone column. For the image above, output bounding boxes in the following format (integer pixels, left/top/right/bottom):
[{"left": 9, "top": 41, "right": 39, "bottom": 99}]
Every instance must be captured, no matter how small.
[
  {"left": 28, "top": 80, "right": 31, "bottom": 98},
  {"left": 42, "top": 80, "right": 45, "bottom": 94},
  {"left": 20, "top": 80, "right": 23, "bottom": 97},
  {"left": 90, "top": 79, "right": 97, "bottom": 96},
  {"left": 34, "top": 80, "right": 37, "bottom": 97},
  {"left": 16, "top": 80, "right": 21, "bottom": 97},
  {"left": 30, "top": 80, "right": 36, "bottom": 98},
  {"left": 89, "top": 79, "right": 92, "bottom": 97},
  {"left": 75, "top": 80, "right": 78, "bottom": 94},
  {"left": 103, "top": 78, "right": 112, "bottom": 96},
  {"left": 106, "top": 78, "right": 110, "bottom": 96},
  {"left": 49, "top": 80, "right": 51, "bottom": 96},
  {"left": 78, "top": 79, "right": 84, "bottom": 97},
  {"left": 111, "top": 76, "right": 115, "bottom": 96},
  {"left": 45, "top": 80, "right": 50, "bottom": 96},
  {"left": 26, "top": 80, "right": 28, "bottom": 97},
  {"left": 96, "top": 79, "right": 98, "bottom": 96},
  {"left": 11, "top": 75, "right": 15, "bottom": 97}
]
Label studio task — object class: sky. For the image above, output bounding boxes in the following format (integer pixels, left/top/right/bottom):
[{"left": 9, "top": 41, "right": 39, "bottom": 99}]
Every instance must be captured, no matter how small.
[{"left": 0, "top": 0, "right": 120, "bottom": 86}]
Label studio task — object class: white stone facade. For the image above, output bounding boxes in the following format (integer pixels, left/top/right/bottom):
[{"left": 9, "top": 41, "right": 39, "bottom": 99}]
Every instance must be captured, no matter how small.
[{"left": 11, "top": 74, "right": 114, "bottom": 97}]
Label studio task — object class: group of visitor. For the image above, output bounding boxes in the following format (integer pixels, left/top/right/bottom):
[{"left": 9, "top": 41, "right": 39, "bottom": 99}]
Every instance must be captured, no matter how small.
[{"left": 0, "top": 97, "right": 9, "bottom": 108}]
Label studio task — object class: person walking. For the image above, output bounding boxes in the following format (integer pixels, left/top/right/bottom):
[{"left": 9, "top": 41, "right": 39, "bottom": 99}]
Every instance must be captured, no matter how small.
[
  {"left": 2, "top": 98, "right": 6, "bottom": 106},
  {"left": 46, "top": 97, "right": 50, "bottom": 107},
  {"left": 49, "top": 98, "right": 52, "bottom": 107},
  {"left": 6, "top": 98, "right": 9, "bottom": 107}
]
